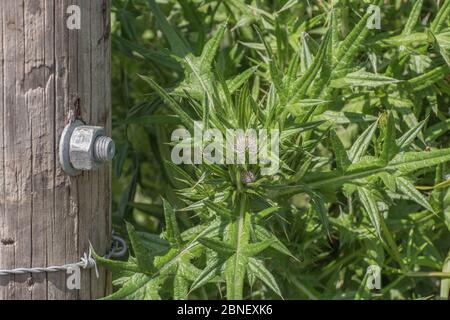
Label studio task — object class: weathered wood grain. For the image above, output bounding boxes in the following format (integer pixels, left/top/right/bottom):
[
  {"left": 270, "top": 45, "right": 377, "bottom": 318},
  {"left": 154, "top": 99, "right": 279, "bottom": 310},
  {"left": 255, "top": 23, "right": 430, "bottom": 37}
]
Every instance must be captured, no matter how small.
[{"left": 0, "top": 0, "right": 111, "bottom": 300}]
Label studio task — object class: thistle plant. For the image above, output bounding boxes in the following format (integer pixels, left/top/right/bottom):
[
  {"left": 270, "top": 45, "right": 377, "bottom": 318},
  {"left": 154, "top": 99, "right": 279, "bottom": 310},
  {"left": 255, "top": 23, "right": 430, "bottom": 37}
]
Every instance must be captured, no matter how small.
[{"left": 106, "top": 0, "right": 450, "bottom": 300}]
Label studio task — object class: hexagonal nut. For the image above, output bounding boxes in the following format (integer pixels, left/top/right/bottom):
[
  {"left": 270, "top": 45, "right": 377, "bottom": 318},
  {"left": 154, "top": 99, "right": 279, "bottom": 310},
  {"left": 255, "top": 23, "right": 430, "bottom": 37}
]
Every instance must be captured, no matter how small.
[{"left": 69, "top": 126, "right": 105, "bottom": 170}]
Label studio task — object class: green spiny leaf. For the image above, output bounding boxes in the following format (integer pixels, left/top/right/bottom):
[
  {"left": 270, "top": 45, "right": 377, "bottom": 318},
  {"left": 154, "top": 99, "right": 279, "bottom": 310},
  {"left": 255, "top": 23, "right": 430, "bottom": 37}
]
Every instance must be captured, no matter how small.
[
  {"left": 163, "top": 199, "right": 183, "bottom": 247},
  {"left": 330, "top": 130, "right": 351, "bottom": 172},
  {"left": 381, "top": 112, "right": 398, "bottom": 163},
  {"left": 198, "top": 237, "right": 236, "bottom": 256},
  {"left": 147, "top": 0, "right": 191, "bottom": 57},
  {"left": 348, "top": 120, "right": 379, "bottom": 163},
  {"left": 431, "top": 0, "right": 450, "bottom": 34},
  {"left": 126, "top": 222, "right": 156, "bottom": 272},
  {"left": 357, "top": 186, "right": 382, "bottom": 238},
  {"left": 248, "top": 257, "right": 283, "bottom": 298},
  {"left": 396, "top": 177, "right": 435, "bottom": 213}
]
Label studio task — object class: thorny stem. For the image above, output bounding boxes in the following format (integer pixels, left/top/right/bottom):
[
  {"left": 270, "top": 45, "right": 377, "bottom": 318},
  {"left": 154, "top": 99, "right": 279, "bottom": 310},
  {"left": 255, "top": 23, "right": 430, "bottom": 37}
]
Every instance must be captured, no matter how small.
[{"left": 227, "top": 193, "right": 248, "bottom": 300}]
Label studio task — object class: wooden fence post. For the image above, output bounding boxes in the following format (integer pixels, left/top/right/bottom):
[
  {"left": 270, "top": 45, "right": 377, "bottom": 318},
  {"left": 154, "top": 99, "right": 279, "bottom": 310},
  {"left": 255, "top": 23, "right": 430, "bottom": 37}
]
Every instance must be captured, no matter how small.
[{"left": 0, "top": 0, "right": 112, "bottom": 300}]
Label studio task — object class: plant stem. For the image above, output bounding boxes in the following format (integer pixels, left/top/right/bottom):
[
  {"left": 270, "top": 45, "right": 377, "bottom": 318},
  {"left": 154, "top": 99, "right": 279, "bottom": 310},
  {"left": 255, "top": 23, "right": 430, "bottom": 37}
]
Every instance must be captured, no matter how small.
[
  {"left": 441, "top": 252, "right": 450, "bottom": 299},
  {"left": 226, "top": 193, "right": 249, "bottom": 300},
  {"left": 405, "top": 272, "right": 450, "bottom": 278}
]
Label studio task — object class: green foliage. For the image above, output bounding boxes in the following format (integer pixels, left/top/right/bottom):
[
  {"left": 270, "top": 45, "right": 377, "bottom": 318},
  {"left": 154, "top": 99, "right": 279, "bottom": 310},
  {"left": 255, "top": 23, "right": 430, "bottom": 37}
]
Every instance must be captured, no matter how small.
[{"left": 108, "top": 0, "right": 450, "bottom": 300}]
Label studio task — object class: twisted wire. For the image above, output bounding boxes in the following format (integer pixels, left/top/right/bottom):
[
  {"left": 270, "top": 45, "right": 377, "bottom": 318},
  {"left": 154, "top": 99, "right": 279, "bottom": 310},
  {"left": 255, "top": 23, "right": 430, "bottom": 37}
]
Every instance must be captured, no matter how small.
[{"left": 0, "top": 234, "right": 127, "bottom": 277}]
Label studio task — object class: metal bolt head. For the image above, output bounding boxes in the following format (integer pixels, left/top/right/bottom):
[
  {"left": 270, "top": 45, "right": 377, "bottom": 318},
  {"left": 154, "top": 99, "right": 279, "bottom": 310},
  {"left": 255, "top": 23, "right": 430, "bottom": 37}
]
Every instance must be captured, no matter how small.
[
  {"left": 59, "top": 120, "right": 115, "bottom": 175},
  {"left": 69, "top": 126, "right": 106, "bottom": 171}
]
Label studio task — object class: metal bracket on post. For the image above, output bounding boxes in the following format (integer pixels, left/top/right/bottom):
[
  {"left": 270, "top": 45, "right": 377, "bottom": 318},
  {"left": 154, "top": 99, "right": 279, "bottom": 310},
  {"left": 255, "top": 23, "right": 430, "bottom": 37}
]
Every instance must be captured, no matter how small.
[{"left": 59, "top": 120, "right": 115, "bottom": 176}]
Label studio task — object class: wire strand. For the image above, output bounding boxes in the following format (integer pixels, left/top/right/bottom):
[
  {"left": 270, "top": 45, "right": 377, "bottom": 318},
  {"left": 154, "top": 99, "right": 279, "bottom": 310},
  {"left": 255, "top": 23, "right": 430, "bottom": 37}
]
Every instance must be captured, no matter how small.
[{"left": 0, "top": 233, "right": 127, "bottom": 277}]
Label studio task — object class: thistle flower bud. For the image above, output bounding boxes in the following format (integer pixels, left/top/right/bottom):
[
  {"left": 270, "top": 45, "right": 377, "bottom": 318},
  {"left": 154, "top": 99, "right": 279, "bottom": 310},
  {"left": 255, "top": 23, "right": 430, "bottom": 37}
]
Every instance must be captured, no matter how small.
[{"left": 240, "top": 171, "right": 256, "bottom": 184}]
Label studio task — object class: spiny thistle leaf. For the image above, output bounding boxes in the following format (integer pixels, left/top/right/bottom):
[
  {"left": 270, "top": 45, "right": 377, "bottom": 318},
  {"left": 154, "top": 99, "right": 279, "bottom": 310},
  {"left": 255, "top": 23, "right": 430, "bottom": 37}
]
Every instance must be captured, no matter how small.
[
  {"left": 431, "top": 0, "right": 450, "bottom": 34},
  {"left": 357, "top": 186, "right": 382, "bottom": 239},
  {"left": 162, "top": 199, "right": 183, "bottom": 247}
]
